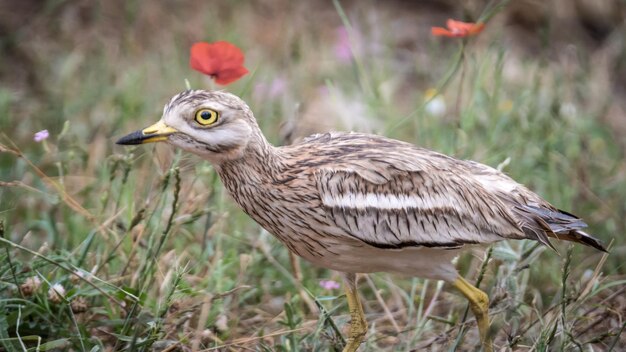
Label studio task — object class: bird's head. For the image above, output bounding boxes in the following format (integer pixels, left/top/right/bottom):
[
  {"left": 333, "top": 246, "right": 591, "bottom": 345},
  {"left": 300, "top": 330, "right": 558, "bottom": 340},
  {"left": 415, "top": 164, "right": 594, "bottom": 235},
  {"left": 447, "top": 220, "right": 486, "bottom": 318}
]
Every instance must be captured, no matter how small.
[{"left": 117, "top": 90, "right": 262, "bottom": 163}]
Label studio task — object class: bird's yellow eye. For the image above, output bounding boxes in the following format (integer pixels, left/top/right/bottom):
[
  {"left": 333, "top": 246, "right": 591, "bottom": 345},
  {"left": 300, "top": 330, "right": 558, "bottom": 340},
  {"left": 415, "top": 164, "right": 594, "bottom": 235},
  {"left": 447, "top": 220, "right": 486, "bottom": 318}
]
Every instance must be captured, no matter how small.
[{"left": 194, "top": 109, "right": 219, "bottom": 126}]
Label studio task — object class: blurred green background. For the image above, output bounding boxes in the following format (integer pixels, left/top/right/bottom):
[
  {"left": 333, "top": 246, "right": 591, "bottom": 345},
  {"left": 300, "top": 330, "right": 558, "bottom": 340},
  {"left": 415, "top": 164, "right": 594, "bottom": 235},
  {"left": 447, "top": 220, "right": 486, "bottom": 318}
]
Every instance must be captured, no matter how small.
[{"left": 0, "top": 1, "right": 625, "bottom": 351}]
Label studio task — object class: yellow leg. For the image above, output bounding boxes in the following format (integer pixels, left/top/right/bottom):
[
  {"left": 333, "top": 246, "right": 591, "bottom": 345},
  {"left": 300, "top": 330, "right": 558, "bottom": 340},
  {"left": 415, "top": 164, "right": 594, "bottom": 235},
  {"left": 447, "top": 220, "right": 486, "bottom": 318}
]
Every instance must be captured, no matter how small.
[
  {"left": 342, "top": 273, "right": 367, "bottom": 352},
  {"left": 452, "top": 276, "right": 492, "bottom": 352}
]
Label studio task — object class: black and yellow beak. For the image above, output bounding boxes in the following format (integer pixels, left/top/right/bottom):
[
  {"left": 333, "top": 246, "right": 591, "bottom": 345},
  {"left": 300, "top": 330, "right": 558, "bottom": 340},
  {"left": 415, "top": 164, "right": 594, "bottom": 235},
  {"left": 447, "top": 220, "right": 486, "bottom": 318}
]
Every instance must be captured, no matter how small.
[{"left": 116, "top": 121, "right": 178, "bottom": 145}]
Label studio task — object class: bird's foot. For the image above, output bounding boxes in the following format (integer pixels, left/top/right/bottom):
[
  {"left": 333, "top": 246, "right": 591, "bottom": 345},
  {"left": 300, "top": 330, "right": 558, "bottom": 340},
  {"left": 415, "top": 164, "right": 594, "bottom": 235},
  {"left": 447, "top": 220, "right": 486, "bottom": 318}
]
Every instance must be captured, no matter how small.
[
  {"left": 342, "top": 309, "right": 368, "bottom": 352},
  {"left": 453, "top": 276, "right": 493, "bottom": 352},
  {"left": 342, "top": 273, "right": 368, "bottom": 352}
]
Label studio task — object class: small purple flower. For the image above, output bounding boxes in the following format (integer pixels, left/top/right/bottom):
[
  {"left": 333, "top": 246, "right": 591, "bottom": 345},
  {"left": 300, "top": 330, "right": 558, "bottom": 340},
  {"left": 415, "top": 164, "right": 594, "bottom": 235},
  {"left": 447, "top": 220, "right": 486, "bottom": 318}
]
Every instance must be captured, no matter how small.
[
  {"left": 253, "top": 76, "right": 288, "bottom": 100},
  {"left": 268, "top": 76, "right": 287, "bottom": 98},
  {"left": 34, "top": 130, "right": 49, "bottom": 142},
  {"left": 334, "top": 27, "right": 353, "bottom": 64},
  {"left": 320, "top": 280, "right": 341, "bottom": 290},
  {"left": 253, "top": 82, "right": 266, "bottom": 99}
]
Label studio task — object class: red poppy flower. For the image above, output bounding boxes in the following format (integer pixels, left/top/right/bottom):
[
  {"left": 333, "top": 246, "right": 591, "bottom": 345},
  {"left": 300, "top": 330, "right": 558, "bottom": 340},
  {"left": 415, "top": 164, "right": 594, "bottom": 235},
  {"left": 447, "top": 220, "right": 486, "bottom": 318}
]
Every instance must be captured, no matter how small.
[
  {"left": 190, "top": 41, "right": 249, "bottom": 85},
  {"left": 431, "top": 19, "right": 485, "bottom": 38}
]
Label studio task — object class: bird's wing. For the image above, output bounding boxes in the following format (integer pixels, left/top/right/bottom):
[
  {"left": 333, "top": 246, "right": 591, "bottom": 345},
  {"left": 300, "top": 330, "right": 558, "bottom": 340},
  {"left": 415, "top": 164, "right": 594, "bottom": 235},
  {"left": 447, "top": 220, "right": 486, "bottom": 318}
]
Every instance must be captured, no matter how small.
[
  {"left": 464, "top": 160, "right": 606, "bottom": 251},
  {"left": 312, "top": 137, "right": 527, "bottom": 249}
]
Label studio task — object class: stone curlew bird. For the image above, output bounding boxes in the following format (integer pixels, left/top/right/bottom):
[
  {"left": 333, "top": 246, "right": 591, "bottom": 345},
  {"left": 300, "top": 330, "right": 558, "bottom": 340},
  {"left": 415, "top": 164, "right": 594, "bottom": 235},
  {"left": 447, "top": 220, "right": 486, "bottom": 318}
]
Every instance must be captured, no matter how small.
[{"left": 117, "top": 90, "right": 606, "bottom": 351}]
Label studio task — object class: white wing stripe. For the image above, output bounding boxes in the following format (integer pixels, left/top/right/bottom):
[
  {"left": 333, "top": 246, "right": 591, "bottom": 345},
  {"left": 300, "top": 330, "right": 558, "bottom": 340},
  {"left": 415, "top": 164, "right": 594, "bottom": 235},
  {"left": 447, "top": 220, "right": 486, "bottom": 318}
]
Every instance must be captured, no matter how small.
[{"left": 322, "top": 192, "right": 455, "bottom": 211}]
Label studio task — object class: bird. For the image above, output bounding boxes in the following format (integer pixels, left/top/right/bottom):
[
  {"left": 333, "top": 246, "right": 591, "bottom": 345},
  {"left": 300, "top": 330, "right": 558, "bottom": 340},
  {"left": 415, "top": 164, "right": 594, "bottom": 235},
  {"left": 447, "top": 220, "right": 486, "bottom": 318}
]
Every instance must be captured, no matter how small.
[{"left": 117, "top": 90, "right": 606, "bottom": 352}]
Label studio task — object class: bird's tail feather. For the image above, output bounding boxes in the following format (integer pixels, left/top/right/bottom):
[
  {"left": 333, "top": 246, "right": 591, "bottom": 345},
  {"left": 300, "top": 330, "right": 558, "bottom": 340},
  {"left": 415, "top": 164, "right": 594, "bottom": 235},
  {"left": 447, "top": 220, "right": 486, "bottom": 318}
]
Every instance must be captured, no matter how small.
[
  {"left": 550, "top": 229, "right": 607, "bottom": 252},
  {"left": 513, "top": 205, "right": 607, "bottom": 252}
]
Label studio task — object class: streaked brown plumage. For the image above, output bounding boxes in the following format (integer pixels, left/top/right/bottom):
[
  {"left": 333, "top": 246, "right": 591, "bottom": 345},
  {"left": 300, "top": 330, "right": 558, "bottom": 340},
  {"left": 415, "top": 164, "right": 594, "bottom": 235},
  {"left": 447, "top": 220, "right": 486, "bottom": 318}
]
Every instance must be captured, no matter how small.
[{"left": 117, "top": 90, "right": 606, "bottom": 352}]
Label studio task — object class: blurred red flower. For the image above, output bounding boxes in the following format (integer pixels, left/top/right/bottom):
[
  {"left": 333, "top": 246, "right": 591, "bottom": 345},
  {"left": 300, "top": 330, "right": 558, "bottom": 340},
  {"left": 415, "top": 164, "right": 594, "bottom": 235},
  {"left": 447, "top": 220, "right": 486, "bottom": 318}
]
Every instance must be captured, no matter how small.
[
  {"left": 190, "top": 41, "right": 249, "bottom": 85},
  {"left": 431, "top": 19, "right": 485, "bottom": 38}
]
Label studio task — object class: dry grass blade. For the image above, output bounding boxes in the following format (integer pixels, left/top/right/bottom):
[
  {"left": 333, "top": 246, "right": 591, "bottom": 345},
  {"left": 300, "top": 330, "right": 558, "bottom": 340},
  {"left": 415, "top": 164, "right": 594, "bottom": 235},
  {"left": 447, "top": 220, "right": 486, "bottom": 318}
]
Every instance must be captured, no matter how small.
[{"left": 0, "top": 140, "right": 94, "bottom": 220}]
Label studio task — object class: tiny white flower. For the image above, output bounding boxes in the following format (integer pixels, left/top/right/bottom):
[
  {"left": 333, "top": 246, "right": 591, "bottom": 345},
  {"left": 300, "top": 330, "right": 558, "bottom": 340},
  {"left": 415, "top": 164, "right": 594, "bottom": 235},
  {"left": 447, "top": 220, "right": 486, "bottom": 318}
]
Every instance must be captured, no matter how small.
[
  {"left": 559, "top": 102, "right": 577, "bottom": 118},
  {"left": 215, "top": 314, "right": 229, "bottom": 333},
  {"left": 424, "top": 89, "right": 446, "bottom": 117},
  {"left": 27, "top": 276, "right": 41, "bottom": 287},
  {"left": 20, "top": 276, "right": 42, "bottom": 296},
  {"left": 581, "top": 269, "right": 595, "bottom": 283},
  {"left": 70, "top": 269, "right": 88, "bottom": 284},
  {"left": 48, "top": 283, "right": 66, "bottom": 303},
  {"left": 426, "top": 97, "right": 446, "bottom": 116}
]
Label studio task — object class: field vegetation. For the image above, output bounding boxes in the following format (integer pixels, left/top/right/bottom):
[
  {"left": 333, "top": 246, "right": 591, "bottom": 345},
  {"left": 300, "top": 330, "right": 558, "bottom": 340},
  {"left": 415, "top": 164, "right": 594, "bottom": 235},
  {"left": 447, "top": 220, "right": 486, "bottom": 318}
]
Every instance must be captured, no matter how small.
[{"left": 1, "top": 1, "right": 625, "bottom": 350}]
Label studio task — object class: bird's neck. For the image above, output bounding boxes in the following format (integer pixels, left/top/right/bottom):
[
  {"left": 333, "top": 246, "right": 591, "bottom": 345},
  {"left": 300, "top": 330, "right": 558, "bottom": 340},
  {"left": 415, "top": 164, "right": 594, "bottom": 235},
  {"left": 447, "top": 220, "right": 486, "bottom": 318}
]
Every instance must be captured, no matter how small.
[{"left": 214, "top": 128, "right": 284, "bottom": 189}]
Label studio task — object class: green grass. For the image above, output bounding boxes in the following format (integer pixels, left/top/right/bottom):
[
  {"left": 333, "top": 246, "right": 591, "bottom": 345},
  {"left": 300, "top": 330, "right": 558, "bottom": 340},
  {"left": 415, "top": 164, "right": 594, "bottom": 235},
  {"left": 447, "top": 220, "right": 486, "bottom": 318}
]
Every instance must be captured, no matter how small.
[{"left": 1, "top": 1, "right": 625, "bottom": 351}]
